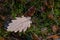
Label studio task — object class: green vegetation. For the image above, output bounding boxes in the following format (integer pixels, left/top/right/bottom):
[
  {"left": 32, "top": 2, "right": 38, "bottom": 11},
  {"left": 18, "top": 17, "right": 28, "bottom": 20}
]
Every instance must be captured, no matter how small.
[{"left": 0, "top": 0, "right": 60, "bottom": 40}]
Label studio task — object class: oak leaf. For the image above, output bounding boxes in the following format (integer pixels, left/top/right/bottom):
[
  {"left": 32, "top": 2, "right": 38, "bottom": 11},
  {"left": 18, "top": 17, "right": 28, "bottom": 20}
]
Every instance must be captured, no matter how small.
[{"left": 7, "top": 16, "right": 32, "bottom": 32}]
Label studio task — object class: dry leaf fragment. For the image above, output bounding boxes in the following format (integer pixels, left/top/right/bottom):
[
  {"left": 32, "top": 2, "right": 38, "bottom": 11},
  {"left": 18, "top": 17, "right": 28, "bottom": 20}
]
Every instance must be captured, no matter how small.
[
  {"left": 41, "top": 6, "right": 46, "bottom": 12},
  {"left": 51, "top": 25, "right": 58, "bottom": 33},
  {"left": 0, "top": 23, "right": 3, "bottom": 27},
  {"left": 44, "top": 0, "right": 53, "bottom": 8},
  {"left": 0, "top": 15, "right": 6, "bottom": 20},
  {"left": 47, "top": 14, "right": 54, "bottom": 20},
  {"left": 0, "top": 37, "right": 5, "bottom": 40},
  {"left": 47, "top": 34, "right": 60, "bottom": 40},
  {"left": 24, "top": 6, "right": 36, "bottom": 17},
  {"left": 32, "top": 33, "right": 39, "bottom": 40}
]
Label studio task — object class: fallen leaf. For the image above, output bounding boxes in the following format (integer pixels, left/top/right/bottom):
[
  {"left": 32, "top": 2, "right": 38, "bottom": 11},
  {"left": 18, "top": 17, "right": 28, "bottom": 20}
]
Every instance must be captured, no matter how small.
[
  {"left": 47, "top": 14, "right": 54, "bottom": 20},
  {"left": 47, "top": 5, "right": 53, "bottom": 8},
  {"left": 47, "top": 34, "right": 60, "bottom": 40},
  {"left": 32, "top": 33, "right": 39, "bottom": 40},
  {"left": 0, "top": 15, "right": 6, "bottom": 20},
  {"left": 41, "top": 6, "right": 46, "bottom": 12},
  {"left": 0, "top": 37, "right": 5, "bottom": 40},
  {"left": 24, "top": 6, "right": 36, "bottom": 17},
  {"left": 0, "top": 23, "right": 2, "bottom": 27},
  {"left": 44, "top": 0, "right": 53, "bottom": 8},
  {"left": 51, "top": 25, "right": 58, "bottom": 33},
  {"left": 7, "top": 16, "right": 32, "bottom": 32}
]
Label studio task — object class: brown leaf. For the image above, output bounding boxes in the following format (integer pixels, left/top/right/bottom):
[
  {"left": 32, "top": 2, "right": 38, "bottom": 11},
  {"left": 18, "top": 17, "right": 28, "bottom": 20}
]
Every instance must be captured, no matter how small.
[
  {"left": 41, "top": 6, "right": 46, "bottom": 12},
  {"left": 47, "top": 14, "right": 54, "bottom": 20},
  {"left": 48, "top": 5, "right": 53, "bottom": 8},
  {"left": 0, "top": 15, "right": 6, "bottom": 20},
  {"left": 0, "top": 37, "right": 5, "bottom": 40},
  {"left": 44, "top": 1, "right": 48, "bottom": 6},
  {"left": 0, "top": 23, "right": 3, "bottom": 27},
  {"left": 58, "top": 16, "right": 60, "bottom": 20},
  {"left": 32, "top": 33, "right": 39, "bottom": 40},
  {"left": 47, "top": 34, "right": 60, "bottom": 40},
  {"left": 51, "top": 25, "right": 58, "bottom": 33},
  {"left": 24, "top": 6, "right": 36, "bottom": 17},
  {"left": 44, "top": 0, "right": 53, "bottom": 8}
]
